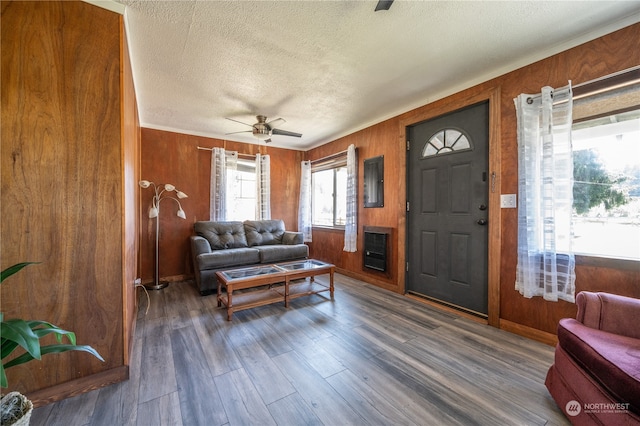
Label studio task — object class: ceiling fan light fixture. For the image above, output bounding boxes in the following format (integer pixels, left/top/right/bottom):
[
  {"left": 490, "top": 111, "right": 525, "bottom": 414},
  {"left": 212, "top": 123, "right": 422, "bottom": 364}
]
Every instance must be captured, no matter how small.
[{"left": 253, "top": 128, "right": 271, "bottom": 140}]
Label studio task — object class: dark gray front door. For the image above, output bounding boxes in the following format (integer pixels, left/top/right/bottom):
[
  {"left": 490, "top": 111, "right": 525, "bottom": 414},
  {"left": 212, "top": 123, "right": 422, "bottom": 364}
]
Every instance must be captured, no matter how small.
[{"left": 406, "top": 101, "right": 489, "bottom": 316}]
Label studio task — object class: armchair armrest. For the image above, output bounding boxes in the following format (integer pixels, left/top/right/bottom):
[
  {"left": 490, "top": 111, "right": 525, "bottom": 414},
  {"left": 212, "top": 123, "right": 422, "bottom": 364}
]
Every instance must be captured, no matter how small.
[
  {"left": 282, "top": 231, "right": 304, "bottom": 245},
  {"left": 190, "top": 235, "right": 212, "bottom": 257},
  {"left": 576, "top": 291, "right": 640, "bottom": 339}
]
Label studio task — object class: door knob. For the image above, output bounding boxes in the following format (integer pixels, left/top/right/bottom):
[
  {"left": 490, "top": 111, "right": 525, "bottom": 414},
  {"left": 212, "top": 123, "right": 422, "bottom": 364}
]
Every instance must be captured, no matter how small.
[
  {"left": 479, "top": 204, "right": 487, "bottom": 211},
  {"left": 477, "top": 219, "right": 487, "bottom": 226}
]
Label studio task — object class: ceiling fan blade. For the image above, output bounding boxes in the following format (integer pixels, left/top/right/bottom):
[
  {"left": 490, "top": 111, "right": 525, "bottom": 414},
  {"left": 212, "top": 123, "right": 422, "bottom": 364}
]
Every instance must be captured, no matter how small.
[
  {"left": 225, "top": 130, "right": 252, "bottom": 135},
  {"left": 225, "top": 117, "right": 255, "bottom": 128},
  {"left": 375, "top": 0, "right": 393, "bottom": 11},
  {"left": 272, "top": 128, "right": 302, "bottom": 138},
  {"left": 266, "top": 118, "right": 286, "bottom": 129}
]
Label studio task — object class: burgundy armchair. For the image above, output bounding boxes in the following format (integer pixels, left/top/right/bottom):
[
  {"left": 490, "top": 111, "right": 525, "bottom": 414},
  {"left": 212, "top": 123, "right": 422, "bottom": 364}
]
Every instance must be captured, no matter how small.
[{"left": 545, "top": 291, "right": 640, "bottom": 425}]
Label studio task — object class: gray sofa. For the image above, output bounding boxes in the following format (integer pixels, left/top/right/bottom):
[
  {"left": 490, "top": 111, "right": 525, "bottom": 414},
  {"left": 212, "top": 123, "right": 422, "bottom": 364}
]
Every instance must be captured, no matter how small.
[{"left": 190, "top": 219, "right": 309, "bottom": 295}]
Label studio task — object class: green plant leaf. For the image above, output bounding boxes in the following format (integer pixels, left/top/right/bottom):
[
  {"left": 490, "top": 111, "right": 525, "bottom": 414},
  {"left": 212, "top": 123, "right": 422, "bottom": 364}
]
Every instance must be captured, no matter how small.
[
  {"left": 0, "top": 319, "right": 41, "bottom": 361},
  {"left": 28, "top": 320, "right": 77, "bottom": 345},
  {"left": 1, "top": 262, "right": 39, "bottom": 283},
  {"left": 4, "top": 344, "right": 104, "bottom": 368},
  {"left": 1, "top": 338, "right": 20, "bottom": 360},
  {"left": 0, "top": 363, "right": 6, "bottom": 388}
]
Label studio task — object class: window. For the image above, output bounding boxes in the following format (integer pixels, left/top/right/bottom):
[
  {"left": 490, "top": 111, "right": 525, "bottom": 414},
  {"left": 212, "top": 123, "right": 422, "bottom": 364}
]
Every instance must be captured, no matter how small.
[
  {"left": 571, "top": 68, "right": 640, "bottom": 260},
  {"left": 226, "top": 158, "right": 256, "bottom": 221},
  {"left": 571, "top": 109, "right": 640, "bottom": 260},
  {"left": 423, "top": 128, "right": 471, "bottom": 157},
  {"left": 311, "top": 155, "right": 347, "bottom": 227}
]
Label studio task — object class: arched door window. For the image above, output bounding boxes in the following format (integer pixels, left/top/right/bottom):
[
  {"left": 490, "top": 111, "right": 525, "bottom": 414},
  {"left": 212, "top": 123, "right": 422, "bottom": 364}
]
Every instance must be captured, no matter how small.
[{"left": 422, "top": 128, "right": 472, "bottom": 157}]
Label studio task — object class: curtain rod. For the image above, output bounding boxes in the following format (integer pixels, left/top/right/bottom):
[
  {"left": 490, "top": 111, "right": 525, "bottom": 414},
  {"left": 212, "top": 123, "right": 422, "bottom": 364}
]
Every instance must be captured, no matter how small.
[
  {"left": 310, "top": 149, "right": 348, "bottom": 164},
  {"left": 197, "top": 146, "right": 257, "bottom": 160},
  {"left": 526, "top": 65, "right": 640, "bottom": 104}
]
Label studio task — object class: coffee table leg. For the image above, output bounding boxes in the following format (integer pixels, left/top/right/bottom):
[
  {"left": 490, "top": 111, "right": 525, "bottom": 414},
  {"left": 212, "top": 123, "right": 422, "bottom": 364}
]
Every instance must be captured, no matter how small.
[
  {"left": 217, "top": 281, "right": 222, "bottom": 307},
  {"left": 330, "top": 269, "right": 334, "bottom": 300},
  {"left": 227, "top": 285, "right": 233, "bottom": 321},
  {"left": 284, "top": 277, "right": 290, "bottom": 308}
]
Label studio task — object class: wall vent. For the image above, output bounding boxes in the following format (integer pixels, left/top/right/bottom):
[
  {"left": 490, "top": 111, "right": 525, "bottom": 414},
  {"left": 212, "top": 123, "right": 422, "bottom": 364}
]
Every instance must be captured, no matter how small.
[{"left": 363, "top": 230, "right": 387, "bottom": 272}]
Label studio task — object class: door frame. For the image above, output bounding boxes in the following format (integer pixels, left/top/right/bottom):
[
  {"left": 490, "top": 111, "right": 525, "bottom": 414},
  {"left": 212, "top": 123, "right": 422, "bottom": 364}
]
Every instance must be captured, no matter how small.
[{"left": 398, "top": 87, "right": 501, "bottom": 327}]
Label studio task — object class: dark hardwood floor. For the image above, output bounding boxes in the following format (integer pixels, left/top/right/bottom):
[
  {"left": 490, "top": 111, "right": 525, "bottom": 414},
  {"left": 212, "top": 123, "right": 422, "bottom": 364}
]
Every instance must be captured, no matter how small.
[{"left": 30, "top": 274, "right": 569, "bottom": 425}]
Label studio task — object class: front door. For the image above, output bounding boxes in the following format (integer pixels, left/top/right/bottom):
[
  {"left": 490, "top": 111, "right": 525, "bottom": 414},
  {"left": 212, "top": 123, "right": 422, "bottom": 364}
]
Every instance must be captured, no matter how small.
[{"left": 406, "top": 101, "right": 489, "bottom": 316}]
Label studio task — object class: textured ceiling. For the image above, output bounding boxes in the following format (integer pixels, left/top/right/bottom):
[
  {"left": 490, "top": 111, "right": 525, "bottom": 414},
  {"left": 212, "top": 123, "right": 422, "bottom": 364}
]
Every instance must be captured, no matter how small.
[{"left": 116, "top": 0, "right": 640, "bottom": 150}]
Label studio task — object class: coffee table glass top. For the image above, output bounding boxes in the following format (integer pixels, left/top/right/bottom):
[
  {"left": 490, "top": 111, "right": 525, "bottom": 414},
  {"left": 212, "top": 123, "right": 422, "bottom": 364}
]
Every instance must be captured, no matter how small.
[
  {"left": 276, "top": 259, "right": 332, "bottom": 271},
  {"left": 218, "top": 265, "right": 283, "bottom": 281}
]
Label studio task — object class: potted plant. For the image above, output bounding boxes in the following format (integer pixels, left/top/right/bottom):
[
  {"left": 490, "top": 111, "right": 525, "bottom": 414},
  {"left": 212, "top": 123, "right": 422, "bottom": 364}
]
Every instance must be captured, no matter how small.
[{"left": 1, "top": 262, "right": 104, "bottom": 426}]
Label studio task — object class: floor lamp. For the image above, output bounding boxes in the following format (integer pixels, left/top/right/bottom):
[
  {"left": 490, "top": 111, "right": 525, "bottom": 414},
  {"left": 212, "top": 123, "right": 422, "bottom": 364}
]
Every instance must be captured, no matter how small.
[{"left": 139, "top": 180, "right": 188, "bottom": 290}]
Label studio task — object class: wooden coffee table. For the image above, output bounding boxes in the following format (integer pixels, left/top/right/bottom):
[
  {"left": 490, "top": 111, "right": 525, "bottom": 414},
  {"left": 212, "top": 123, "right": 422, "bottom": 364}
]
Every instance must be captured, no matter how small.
[{"left": 216, "top": 259, "right": 335, "bottom": 321}]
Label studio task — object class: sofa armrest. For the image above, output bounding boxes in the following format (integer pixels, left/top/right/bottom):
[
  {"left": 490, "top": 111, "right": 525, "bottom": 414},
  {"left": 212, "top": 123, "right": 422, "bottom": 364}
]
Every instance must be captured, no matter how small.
[
  {"left": 282, "top": 231, "right": 304, "bottom": 245},
  {"left": 576, "top": 291, "right": 640, "bottom": 339},
  {"left": 190, "top": 235, "right": 212, "bottom": 257}
]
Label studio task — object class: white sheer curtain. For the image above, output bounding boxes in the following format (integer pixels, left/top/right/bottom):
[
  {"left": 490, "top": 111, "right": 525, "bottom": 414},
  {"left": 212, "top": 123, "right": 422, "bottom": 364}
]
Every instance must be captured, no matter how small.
[
  {"left": 255, "top": 154, "right": 271, "bottom": 220},
  {"left": 343, "top": 144, "right": 357, "bottom": 252},
  {"left": 514, "top": 83, "right": 576, "bottom": 303},
  {"left": 210, "top": 148, "right": 237, "bottom": 221},
  {"left": 298, "top": 160, "right": 312, "bottom": 242}
]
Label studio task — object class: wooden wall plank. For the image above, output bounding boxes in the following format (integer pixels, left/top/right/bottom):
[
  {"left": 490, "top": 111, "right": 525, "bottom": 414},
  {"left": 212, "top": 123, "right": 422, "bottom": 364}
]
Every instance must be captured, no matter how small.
[{"left": 1, "top": 0, "right": 127, "bottom": 397}]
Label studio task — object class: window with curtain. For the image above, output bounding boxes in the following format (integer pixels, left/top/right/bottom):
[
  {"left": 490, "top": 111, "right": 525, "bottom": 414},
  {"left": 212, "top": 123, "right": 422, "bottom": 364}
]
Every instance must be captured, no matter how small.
[
  {"left": 211, "top": 150, "right": 271, "bottom": 222},
  {"left": 515, "top": 69, "right": 640, "bottom": 301},
  {"left": 300, "top": 146, "right": 357, "bottom": 250},
  {"left": 514, "top": 83, "right": 576, "bottom": 302}
]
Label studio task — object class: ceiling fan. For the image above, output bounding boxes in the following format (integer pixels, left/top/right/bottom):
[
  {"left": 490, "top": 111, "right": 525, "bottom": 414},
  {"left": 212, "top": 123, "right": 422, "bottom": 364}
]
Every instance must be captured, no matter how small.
[{"left": 225, "top": 115, "right": 302, "bottom": 143}]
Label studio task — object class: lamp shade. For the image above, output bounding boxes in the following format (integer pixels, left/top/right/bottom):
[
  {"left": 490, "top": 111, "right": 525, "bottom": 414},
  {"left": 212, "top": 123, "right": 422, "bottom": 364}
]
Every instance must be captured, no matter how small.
[
  {"left": 148, "top": 207, "right": 159, "bottom": 218},
  {"left": 176, "top": 191, "right": 188, "bottom": 199},
  {"left": 139, "top": 180, "right": 151, "bottom": 188},
  {"left": 177, "top": 209, "right": 186, "bottom": 219},
  {"left": 164, "top": 184, "right": 175, "bottom": 191}
]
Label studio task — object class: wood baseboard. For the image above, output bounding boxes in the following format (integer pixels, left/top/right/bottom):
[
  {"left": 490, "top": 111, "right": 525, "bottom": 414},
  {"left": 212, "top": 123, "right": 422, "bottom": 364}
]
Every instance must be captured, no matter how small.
[
  {"left": 499, "top": 319, "right": 558, "bottom": 346},
  {"left": 336, "top": 268, "right": 400, "bottom": 293},
  {"left": 26, "top": 366, "right": 129, "bottom": 408},
  {"left": 142, "top": 274, "right": 193, "bottom": 286}
]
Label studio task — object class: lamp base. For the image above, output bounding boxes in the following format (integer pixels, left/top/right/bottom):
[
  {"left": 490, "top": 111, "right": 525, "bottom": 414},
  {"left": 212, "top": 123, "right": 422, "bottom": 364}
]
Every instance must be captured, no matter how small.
[{"left": 144, "top": 280, "right": 169, "bottom": 291}]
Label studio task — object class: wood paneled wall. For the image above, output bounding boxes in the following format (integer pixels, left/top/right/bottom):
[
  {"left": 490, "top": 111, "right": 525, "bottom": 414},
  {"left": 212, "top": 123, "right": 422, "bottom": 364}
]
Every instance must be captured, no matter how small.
[
  {"left": 306, "top": 23, "right": 640, "bottom": 340},
  {"left": 1, "top": 0, "right": 136, "bottom": 404},
  {"left": 306, "top": 118, "right": 402, "bottom": 292},
  {"left": 139, "top": 129, "right": 304, "bottom": 283}
]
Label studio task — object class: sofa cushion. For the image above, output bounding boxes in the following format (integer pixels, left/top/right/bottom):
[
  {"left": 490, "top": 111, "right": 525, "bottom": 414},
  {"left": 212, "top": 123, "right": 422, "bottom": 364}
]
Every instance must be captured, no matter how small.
[
  {"left": 244, "top": 220, "right": 285, "bottom": 246},
  {"left": 257, "top": 244, "right": 309, "bottom": 264},
  {"left": 194, "top": 221, "right": 248, "bottom": 250},
  {"left": 196, "top": 248, "right": 260, "bottom": 270},
  {"left": 282, "top": 231, "right": 304, "bottom": 245},
  {"left": 558, "top": 318, "right": 640, "bottom": 414}
]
